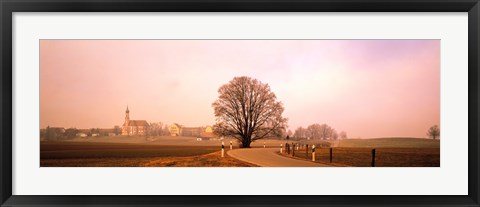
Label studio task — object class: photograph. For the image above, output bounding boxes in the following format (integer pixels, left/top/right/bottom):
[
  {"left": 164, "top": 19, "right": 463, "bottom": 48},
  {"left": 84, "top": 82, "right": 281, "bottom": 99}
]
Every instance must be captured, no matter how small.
[{"left": 39, "top": 39, "right": 440, "bottom": 167}]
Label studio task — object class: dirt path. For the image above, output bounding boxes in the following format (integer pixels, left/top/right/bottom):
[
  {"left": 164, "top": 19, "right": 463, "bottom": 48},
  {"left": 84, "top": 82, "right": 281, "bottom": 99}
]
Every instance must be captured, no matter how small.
[{"left": 227, "top": 148, "right": 331, "bottom": 167}]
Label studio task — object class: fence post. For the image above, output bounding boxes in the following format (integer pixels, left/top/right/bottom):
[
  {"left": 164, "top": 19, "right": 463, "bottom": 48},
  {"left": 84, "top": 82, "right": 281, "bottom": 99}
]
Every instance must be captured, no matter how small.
[
  {"left": 329, "top": 147, "right": 333, "bottom": 163},
  {"left": 292, "top": 143, "right": 295, "bottom": 157},
  {"left": 280, "top": 144, "right": 283, "bottom": 153},
  {"left": 312, "top": 145, "right": 316, "bottom": 161},
  {"left": 372, "top": 148, "right": 376, "bottom": 167},
  {"left": 230, "top": 141, "right": 232, "bottom": 150},
  {"left": 221, "top": 142, "right": 225, "bottom": 158},
  {"left": 306, "top": 144, "right": 309, "bottom": 159}
]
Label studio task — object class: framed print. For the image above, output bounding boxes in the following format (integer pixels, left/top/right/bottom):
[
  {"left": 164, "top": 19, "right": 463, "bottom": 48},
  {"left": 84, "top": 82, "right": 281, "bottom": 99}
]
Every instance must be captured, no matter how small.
[{"left": 1, "top": 0, "right": 479, "bottom": 206}]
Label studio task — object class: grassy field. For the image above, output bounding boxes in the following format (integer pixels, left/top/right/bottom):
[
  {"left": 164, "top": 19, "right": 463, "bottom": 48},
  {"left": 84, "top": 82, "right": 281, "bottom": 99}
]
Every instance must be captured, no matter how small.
[
  {"left": 41, "top": 137, "right": 440, "bottom": 167},
  {"left": 333, "top": 137, "right": 440, "bottom": 148},
  {"left": 56, "top": 135, "right": 290, "bottom": 147},
  {"left": 283, "top": 138, "right": 440, "bottom": 167},
  {"left": 40, "top": 141, "right": 253, "bottom": 167},
  {"left": 290, "top": 147, "right": 439, "bottom": 167}
]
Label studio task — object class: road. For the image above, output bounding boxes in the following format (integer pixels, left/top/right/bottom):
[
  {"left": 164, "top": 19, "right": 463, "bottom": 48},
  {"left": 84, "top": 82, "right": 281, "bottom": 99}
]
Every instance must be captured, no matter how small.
[{"left": 227, "top": 148, "right": 331, "bottom": 167}]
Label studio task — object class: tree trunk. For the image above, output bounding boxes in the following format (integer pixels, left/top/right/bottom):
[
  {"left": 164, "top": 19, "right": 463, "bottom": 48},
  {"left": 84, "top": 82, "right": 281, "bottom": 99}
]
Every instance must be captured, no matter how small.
[{"left": 241, "top": 139, "right": 251, "bottom": 148}]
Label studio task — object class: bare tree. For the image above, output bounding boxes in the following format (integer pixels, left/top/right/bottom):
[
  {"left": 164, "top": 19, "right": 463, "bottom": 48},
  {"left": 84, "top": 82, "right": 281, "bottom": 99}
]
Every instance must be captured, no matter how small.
[
  {"left": 294, "top": 127, "right": 307, "bottom": 139},
  {"left": 306, "top": 124, "right": 322, "bottom": 139},
  {"left": 339, "top": 131, "right": 347, "bottom": 139},
  {"left": 319, "top": 124, "right": 332, "bottom": 140},
  {"left": 148, "top": 122, "right": 161, "bottom": 136},
  {"left": 212, "top": 76, "right": 288, "bottom": 148},
  {"left": 330, "top": 128, "right": 339, "bottom": 140},
  {"left": 427, "top": 125, "right": 440, "bottom": 140},
  {"left": 64, "top": 128, "right": 79, "bottom": 139},
  {"left": 162, "top": 125, "right": 170, "bottom": 136},
  {"left": 113, "top": 125, "right": 121, "bottom": 136}
]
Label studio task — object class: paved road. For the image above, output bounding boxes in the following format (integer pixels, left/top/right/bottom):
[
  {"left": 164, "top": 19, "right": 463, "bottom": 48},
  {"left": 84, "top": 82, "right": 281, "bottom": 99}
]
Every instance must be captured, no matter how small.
[{"left": 227, "top": 148, "right": 331, "bottom": 167}]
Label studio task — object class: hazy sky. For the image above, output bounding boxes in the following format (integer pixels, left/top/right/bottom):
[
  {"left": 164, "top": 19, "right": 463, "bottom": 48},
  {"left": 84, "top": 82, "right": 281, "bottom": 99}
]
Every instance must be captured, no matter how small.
[{"left": 40, "top": 40, "right": 440, "bottom": 138}]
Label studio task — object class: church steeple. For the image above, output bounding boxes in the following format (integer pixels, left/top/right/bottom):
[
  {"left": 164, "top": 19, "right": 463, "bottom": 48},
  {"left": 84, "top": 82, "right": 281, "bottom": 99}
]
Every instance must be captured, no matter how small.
[{"left": 125, "top": 106, "right": 130, "bottom": 126}]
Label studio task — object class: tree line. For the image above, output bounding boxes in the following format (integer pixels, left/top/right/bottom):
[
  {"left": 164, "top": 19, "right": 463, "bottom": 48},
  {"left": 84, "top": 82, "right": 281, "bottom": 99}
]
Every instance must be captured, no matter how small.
[
  {"left": 147, "top": 122, "right": 171, "bottom": 136},
  {"left": 292, "top": 123, "right": 347, "bottom": 140}
]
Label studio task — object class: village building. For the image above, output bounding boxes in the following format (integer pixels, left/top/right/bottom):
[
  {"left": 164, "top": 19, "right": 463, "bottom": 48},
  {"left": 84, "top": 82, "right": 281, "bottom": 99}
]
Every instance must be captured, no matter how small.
[
  {"left": 121, "top": 106, "right": 149, "bottom": 136},
  {"left": 169, "top": 124, "right": 182, "bottom": 136},
  {"left": 169, "top": 124, "right": 216, "bottom": 139}
]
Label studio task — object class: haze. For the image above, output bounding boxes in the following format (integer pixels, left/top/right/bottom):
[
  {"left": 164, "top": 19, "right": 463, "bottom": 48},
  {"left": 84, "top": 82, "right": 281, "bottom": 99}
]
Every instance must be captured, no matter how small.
[{"left": 40, "top": 40, "right": 440, "bottom": 138}]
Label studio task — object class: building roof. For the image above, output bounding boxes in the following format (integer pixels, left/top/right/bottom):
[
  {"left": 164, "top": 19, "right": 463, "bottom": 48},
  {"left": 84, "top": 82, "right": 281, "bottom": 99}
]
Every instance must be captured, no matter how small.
[{"left": 124, "top": 120, "right": 149, "bottom": 127}]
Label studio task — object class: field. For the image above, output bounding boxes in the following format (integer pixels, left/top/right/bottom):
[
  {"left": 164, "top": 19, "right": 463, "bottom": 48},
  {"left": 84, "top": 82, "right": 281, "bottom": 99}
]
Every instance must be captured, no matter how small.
[
  {"left": 41, "top": 136, "right": 440, "bottom": 167},
  {"left": 332, "top": 137, "right": 440, "bottom": 148},
  {"left": 40, "top": 141, "right": 254, "bottom": 167},
  {"left": 57, "top": 135, "right": 289, "bottom": 147},
  {"left": 284, "top": 138, "right": 440, "bottom": 167}
]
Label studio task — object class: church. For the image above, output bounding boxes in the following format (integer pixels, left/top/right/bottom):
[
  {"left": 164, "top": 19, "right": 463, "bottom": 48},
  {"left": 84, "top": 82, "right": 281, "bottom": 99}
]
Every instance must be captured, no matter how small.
[{"left": 121, "top": 106, "right": 149, "bottom": 136}]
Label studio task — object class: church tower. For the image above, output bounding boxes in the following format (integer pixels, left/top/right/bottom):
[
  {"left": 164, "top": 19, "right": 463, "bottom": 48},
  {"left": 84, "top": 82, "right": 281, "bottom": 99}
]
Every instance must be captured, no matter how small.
[
  {"left": 123, "top": 106, "right": 130, "bottom": 136},
  {"left": 121, "top": 106, "right": 149, "bottom": 136},
  {"left": 125, "top": 106, "right": 130, "bottom": 124}
]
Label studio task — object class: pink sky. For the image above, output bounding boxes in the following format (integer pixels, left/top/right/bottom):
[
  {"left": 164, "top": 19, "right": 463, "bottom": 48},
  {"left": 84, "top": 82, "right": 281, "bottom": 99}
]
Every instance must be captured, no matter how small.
[{"left": 40, "top": 40, "right": 440, "bottom": 138}]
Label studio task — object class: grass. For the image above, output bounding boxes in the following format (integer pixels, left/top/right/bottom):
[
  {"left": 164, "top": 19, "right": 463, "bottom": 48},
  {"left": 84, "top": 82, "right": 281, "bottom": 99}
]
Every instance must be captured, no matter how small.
[
  {"left": 41, "top": 142, "right": 218, "bottom": 159},
  {"left": 41, "top": 138, "right": 440, "bottom": 167},
  {"left": 40, "top": 141, "right": 253, "bottom": 167},
  {"left": 281, "top": 138, "right": 440, "bottom": 167},
  {"left": 334, "top": 137, "right": 440, "bottom": 148},
  {"left": 290, "top": 147, "right": 439, "bottom": 167}
]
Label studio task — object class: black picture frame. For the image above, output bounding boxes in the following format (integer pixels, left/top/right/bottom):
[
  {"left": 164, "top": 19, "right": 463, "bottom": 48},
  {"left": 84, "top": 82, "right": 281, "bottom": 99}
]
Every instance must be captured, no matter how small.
[{"left": 1, "top": 0, "right": 479, "bottom": 206}]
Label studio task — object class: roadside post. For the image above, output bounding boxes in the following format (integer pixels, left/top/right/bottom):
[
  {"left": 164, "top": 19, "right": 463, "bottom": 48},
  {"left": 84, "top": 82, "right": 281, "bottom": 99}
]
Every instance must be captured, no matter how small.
[
  {"left": 312, "top": 145, "right": 316, "bottom": 161},
  {"left": 230, "top": 141, "right": 232, "bottom": 150},
  {"left": 372, "top": 148, "right": 376, "bottom": 167},
  {"left": 306, "top": 144, "right": 309, "bottom": 159},
  {"left": 221, "top": 142, "right": 225, "bottom": 158},
  {"left": 264, "top": 142, "right": 266, "bottom": 148},
  {"left": 291, "top": 145, "right": 294, "bottom": 156},
  {"left": 280, "top": 144, "right": 283, "bottom": 153},
  {"left": 330, "top": 147, "right": 333, "bottom": 163},
  {"left": 296, "top": 144, "right": 299, "bottom": 151}
]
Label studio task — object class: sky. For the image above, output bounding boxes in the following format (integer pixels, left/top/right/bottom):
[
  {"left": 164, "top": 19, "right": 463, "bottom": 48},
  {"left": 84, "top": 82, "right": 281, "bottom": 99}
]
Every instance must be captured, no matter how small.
[{"left": 40, "top": 40, "right": 440, "bottom": 138}]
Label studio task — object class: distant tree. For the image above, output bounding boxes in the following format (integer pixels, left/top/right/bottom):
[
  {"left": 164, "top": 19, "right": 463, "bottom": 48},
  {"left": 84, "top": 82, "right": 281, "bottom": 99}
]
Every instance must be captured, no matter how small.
[
  {"left": 330, "top": 129, "right": 339, "bottom": 140},
  {"left": 294, "top": 127, "right": 307, "bottom": 139},
  {"left": 162, "top": 125, "right": 170, "bottom": 136},
  {"left": 212, "top": 76, "right": 288, "bottom": 148},
  {"left": 287, "top": 129, "right": 293, "bottom": 137},
  {"left": 427, "top": 125, "right": 440, "bottom": 140},
  {"left": 40, "top": 128, "right": 46, "bottom": 139},
  {"left": 319, "top": 124, "right": 333, "bottom": 140},
  {"left": 89, "top": 128, "right": 100, "bottom": 136},
  {"left": 286, "top": 135, "right": 290, "bottom": 140},
  {"left": 339, "top": 131, "right": 347, "bottom": 139},
  {"left": 148, "top": 122, "right": 161, "bottom": 136},
  {"left": 45, "top": 126, "right": 53, "bottom": 140},
  {"left": 64, "top": 128, "right": 79, "bottom": 139},
  {"left": 306, "top": 124, "right": 322, "bottom": 139},
  {"left": 113, "top": 125, "right": 121, "bottom": 135}
]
